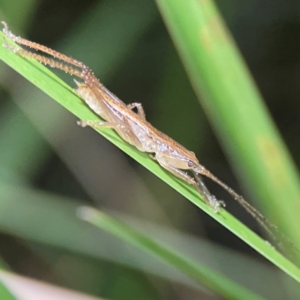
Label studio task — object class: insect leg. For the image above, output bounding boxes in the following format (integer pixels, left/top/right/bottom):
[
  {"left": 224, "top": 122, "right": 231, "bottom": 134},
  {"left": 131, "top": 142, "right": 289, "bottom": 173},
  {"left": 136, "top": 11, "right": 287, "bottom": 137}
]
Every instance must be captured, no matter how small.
[
  {"left": 154, "top": 155, "right": 222, "bottom": 212},
  {"left": 77, "top": 120, "right": 119, "bottom": 129},
  {"left": 197, "top": 168, "right": 279, "bottom": 240},
  {"left": 127, "top": 103, "right": 146, "bottom": 120},
  {"left": 2, "top": 22, "right": 84, "bottom": 68},
  {"left": 193, "top": 173, "right": 225, "bottom": 212},
  {"left": 2, "top": 22, "right": 94, "bottom": 82}
]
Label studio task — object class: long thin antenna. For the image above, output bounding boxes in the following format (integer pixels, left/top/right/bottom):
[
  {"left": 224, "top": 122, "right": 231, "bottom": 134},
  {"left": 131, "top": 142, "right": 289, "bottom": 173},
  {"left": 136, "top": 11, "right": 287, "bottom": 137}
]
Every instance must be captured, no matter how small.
[{"left": 196, "top": 169, "right": 300, "bottom": 254}]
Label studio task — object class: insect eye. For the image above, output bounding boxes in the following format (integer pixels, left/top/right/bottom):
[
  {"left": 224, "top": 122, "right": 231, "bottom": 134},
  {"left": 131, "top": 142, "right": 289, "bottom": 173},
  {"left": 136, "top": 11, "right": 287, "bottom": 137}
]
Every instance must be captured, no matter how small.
[{"left": 188, "top": 160, "right": 194, "bottom": 167}]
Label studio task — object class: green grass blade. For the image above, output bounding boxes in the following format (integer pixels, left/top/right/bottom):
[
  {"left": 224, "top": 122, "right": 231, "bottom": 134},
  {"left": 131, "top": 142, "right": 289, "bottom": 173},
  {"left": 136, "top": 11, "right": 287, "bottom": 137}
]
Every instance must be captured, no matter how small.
[
  {"left": 0, "top": 180, "right": 264, "bottom": 298},
  {"left": 1, "top": 181, "right": 297, "bottom": 298},
  {"left": 78, "top": 207, "right": 262, "bottom": 299},
  {"left": 0, "top": 31, "right": 300, "bottom": 283},
  {"left": 155, "top": 0, "right": 300, "bottom": 248},
  {"left": 0, "top": 282, "right": 16, "bottom": 300}
]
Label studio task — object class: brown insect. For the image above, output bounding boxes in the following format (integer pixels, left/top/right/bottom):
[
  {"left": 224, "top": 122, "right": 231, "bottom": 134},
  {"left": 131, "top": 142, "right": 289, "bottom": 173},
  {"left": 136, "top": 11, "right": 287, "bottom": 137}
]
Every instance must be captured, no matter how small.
[{"left": 2, "top": 21, "right": 280, "bottom": 242}]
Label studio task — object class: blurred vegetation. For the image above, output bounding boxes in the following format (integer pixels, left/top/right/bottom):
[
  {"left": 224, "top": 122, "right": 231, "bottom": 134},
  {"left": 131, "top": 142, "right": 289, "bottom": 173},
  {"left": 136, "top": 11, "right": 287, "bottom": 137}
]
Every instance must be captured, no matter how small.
[{"left": 0, "top": 0, "right": 300, "bottom": 299}]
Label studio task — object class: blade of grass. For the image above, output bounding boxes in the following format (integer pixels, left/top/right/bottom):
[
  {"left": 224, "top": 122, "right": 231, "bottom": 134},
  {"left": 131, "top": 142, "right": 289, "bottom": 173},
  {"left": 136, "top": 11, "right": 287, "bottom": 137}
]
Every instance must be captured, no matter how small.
[
  {"left": 0, "top": 182, "right": 300, "bottom": 300},
  {"left": 0, "top": 31, "right": 300, "bottom": 283},
  {"left": 155, "top": 0, "right": 300, "bottom": 248},
  {"left": 0, "top": 282, "right": 16, "bottom": 300},
  {"left": 78, "top": 207, "right": 263, "bottom": 300},
  {"left": 0, "top": 0, "right": 44, "bottom": 184},
  {"left": 1, "top": 181, "right": 297, "bottom": 298}
]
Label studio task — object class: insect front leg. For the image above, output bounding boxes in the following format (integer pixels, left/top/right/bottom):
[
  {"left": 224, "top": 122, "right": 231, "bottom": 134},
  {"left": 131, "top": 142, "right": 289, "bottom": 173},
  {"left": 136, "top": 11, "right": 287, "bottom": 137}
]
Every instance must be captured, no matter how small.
[
  {"left": 127, "top": 103, "right": 146, "bottom": 120},
  {"left": 153, "top": 154, "right": 222, "bottom": 212},
  {"left": 192, "top": 173, "right": 225, "bottom": 212}
]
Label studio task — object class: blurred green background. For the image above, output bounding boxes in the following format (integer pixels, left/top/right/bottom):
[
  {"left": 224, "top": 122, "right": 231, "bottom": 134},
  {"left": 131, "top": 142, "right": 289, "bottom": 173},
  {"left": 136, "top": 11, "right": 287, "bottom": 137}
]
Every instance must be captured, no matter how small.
[{"left": 0, "top": 0, "right": 300, "bottom": 299}]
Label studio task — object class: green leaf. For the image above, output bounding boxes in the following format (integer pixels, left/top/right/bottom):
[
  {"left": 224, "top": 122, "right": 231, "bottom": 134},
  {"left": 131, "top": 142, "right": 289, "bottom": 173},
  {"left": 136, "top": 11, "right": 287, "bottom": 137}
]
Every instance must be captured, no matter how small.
[
  {"left": 155, "top": 0, "right": 300, "bottom": 249},
  {"left": 0, "top": 282, "right": 16, "bottom": 300},
  {"left": 79, "top": 206, "right": 263, "bottom": 300},
  {"left": 1, "top": 182, "right": 297, "bottom": 298},
  {"left": 0, "top": 28, "right": 300, "bottom": 286}
]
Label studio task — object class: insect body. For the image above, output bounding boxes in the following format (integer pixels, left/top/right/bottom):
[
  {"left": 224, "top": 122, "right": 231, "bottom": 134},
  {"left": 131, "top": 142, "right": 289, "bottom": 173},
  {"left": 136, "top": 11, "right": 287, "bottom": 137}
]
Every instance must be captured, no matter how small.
[
  {"left": 76, "top": 73, "right": 223, "bottom": 212},
  {"left": 1, "top": 22, "right": 278, "bottom": 240}
]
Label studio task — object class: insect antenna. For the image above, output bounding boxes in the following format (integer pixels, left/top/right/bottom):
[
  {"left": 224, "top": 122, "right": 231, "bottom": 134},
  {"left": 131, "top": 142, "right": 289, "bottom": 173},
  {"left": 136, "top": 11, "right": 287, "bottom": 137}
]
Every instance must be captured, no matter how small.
[{"left": 193, "top": 169, "right": 300, "bottom": 254}]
